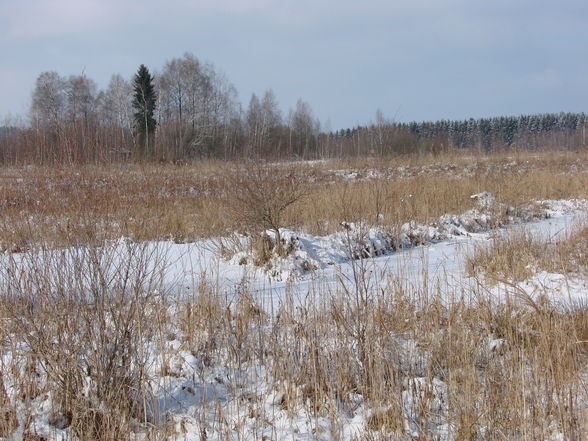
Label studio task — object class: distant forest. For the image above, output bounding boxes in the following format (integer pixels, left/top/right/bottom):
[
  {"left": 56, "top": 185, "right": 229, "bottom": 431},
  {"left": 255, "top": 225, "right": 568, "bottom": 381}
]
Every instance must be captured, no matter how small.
[{"left": 0, "top": 52, "right": 586, "bottom": 164}]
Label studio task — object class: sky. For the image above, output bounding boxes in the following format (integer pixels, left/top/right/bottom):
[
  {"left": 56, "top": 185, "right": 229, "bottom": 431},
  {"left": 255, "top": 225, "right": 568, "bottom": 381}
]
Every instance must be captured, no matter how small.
[{"left": 1, "top": 0, "right": 587, "bottom": 129}]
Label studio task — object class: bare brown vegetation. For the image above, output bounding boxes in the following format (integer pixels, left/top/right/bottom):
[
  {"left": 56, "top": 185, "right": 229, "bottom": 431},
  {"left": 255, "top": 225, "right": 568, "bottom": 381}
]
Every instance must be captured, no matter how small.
[
  {"left": 0, "top": 150, "right": 587, "bottom": 253},
  {"left": 1, "top": 244, "right": 586, "bottom": 439},
  {"left": 1, "top": 244, "right": 167, "bottom": 440},
  {"left": 467, "top": 222, "right": 588, "bottom": 283},
  {"left": 0, "top": 149, "right": 587, "bottom": 440}
]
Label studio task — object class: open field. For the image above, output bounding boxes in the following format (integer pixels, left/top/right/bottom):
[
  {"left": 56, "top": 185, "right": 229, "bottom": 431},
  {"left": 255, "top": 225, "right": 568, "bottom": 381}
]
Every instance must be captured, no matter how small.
[
  {"left": 1, "top": 150, "right": 588, "bottom": 441},
  {"left": 1, "top": 150, "right": 588, "bottom": 251}
]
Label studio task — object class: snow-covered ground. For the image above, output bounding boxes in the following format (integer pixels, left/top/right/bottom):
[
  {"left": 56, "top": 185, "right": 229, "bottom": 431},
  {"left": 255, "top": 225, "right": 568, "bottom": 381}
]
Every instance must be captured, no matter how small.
[
  {"left": 153, "top": 195, "right": 588, "bottom": 310},
  {"left": 1, "top": 195, "right": 587, "bottom": 441},
  {"left": 4, "top": 195, "right": 585, "bottom": 310}
]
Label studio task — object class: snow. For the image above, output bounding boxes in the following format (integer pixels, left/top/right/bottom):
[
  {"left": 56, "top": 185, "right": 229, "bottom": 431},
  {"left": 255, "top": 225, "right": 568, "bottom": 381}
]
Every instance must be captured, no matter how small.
[
  {"left": 3, "top": 195, "right": 585, "bottom": 312},
  {"left": 402, "top": 377, "right": 449, "bottom": 438},
  {"left": 1, "top": 194, "right": 587, "bottom": 441},
  {"left": 483, "top": 269, "right": 588, "bottom": 311}
]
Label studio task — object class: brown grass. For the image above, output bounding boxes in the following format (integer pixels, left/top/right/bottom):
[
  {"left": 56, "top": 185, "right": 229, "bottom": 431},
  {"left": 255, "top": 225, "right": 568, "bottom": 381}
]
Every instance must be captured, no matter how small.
[
  {"left": 467, "top": 223, "right": 588, "bottom": 283},
  {"left": 0, "top": 244, "right": 586, "bottom": 439},
  {"left": 0, "top": 150, "right": 587, "bottom": 252}
]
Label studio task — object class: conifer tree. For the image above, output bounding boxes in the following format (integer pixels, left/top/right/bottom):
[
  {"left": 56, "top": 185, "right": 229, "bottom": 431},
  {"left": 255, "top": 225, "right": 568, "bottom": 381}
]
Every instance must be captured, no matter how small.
[{"left": 132, "top": 64, "right": 157, "bottom": 157}]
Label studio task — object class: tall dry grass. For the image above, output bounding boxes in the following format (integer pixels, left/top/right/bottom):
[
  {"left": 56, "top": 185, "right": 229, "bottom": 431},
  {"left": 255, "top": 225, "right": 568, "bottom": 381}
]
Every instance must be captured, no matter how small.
[
  {"left": 0, "top": 242, "right": 170, "bottom": 440},
  {"left": 0, "top": 150, "right": 587, "bottom": 252},
  {"left": 467, "top": 223, "right": 588, "bottom": 283},
  {"left": 0, "top": 238, "right": 586, "bottom": 439}
]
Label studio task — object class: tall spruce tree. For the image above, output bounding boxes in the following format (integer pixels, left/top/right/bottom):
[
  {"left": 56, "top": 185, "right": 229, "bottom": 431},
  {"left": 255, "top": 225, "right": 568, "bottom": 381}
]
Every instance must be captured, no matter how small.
[{"left": 132, "top": 64, "right": 157, "bottom": 157}]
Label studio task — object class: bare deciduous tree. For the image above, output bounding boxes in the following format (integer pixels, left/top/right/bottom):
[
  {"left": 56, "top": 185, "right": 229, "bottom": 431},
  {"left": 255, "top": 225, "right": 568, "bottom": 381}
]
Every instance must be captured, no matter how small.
[
  {"left": 66, "top": 74, "right": 97, "bottom": 125},
  {"left": 288, "top": 99, "right": 319, "bottom": 157},
  {"left": 156, "top": 53, "right": 240, "bottom": 159},
  {"left": 227, "top": 161, "right": 308, "bottom": 258},
  {"left": 31, "top": 71, "right": 67, "bottom": 128}
]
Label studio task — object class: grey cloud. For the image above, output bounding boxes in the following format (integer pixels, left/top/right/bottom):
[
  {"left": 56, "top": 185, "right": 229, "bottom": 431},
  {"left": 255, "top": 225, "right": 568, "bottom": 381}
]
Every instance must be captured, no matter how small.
[{"left": 1, "top": 0, "right": 586, "bottom": 128}]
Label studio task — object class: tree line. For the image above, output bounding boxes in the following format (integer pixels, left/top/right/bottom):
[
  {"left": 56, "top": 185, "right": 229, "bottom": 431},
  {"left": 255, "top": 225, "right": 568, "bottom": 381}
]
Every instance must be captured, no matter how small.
[
  {"left": 335, "top": 111, "right": 587, "bottom": 157},
  {"left": 0, "top": 52, "right": 586, "bottom": 164}
]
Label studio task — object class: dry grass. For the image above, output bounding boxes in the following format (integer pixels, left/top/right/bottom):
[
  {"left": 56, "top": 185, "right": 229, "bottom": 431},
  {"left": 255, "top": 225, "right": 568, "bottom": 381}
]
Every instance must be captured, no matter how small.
[
  {"left": 467, "top": 222, "right": 588, "bottom": 283},
  {"left": 0, "top": 243, "right": 586, "bottom": 439},
  {"left": 0, "top": 242, "right": 171, "bottom": 440},
  {"left": 557, "top": 224, "right": 588, "bottom": 275},
  {"left": 0, "top": 150, "right": 587, "bottom": 252},
  {"left": 467, "top": 231, "right": 551, "bottom": 282}
]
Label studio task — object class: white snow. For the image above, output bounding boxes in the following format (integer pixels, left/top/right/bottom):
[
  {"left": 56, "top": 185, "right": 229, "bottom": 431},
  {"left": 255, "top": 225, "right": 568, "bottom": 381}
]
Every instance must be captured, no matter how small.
[{"left": 1, "top": 194, "right": 587, "bottom": 441}]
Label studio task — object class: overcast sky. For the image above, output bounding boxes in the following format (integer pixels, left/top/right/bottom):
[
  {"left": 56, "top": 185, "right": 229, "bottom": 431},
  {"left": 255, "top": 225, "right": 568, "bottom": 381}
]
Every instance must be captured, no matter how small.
[{"left": 1, "top": 0, "right": 587, "bottom": 129}]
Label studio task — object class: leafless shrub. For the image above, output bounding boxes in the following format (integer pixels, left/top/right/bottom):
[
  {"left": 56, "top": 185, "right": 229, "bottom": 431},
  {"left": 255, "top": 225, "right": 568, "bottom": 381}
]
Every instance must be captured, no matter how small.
[
  {"left": 224, "top": 161, "right": 308, "bottom": 261},
  {"left": 0, "top": 241, "right": 169, "bottom": 440}
]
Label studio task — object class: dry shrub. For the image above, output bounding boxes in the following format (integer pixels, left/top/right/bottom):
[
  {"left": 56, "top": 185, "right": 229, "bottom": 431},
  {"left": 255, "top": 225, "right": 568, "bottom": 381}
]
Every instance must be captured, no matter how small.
[
  {"left": 222, "top": 161, "right": 308, "bottom": 261},
  {"left": 0, "top": 242, "right": 168, "bottom": 440}
]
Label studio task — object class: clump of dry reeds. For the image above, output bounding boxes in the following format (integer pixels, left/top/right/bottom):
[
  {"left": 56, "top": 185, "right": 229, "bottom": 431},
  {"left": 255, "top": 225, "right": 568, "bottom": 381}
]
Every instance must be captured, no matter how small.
[
  {"left": 467, "top": 223, "right": 588, "bottom": 283},
  {"left": 0, "top": 242, "right": 170, "bottom": 440}
]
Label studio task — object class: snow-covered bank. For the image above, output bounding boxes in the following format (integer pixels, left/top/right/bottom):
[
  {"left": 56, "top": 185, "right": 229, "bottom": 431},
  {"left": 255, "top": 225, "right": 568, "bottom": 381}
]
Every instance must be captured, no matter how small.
[{"left": 223, "top": 195, "right": 586, "bottom": 281}]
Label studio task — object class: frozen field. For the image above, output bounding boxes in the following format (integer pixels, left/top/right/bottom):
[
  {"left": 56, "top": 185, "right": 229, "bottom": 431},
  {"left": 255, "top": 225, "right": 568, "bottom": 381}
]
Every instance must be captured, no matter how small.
[{"left": 2, "top": 192, "right": 587, "bottom": 441}]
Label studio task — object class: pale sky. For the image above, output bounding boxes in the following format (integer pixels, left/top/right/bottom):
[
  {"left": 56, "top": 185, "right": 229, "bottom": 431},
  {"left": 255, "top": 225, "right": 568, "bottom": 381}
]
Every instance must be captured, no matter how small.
[{"left": 1, "top": 0, "right": 587, "bottom": 129}]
